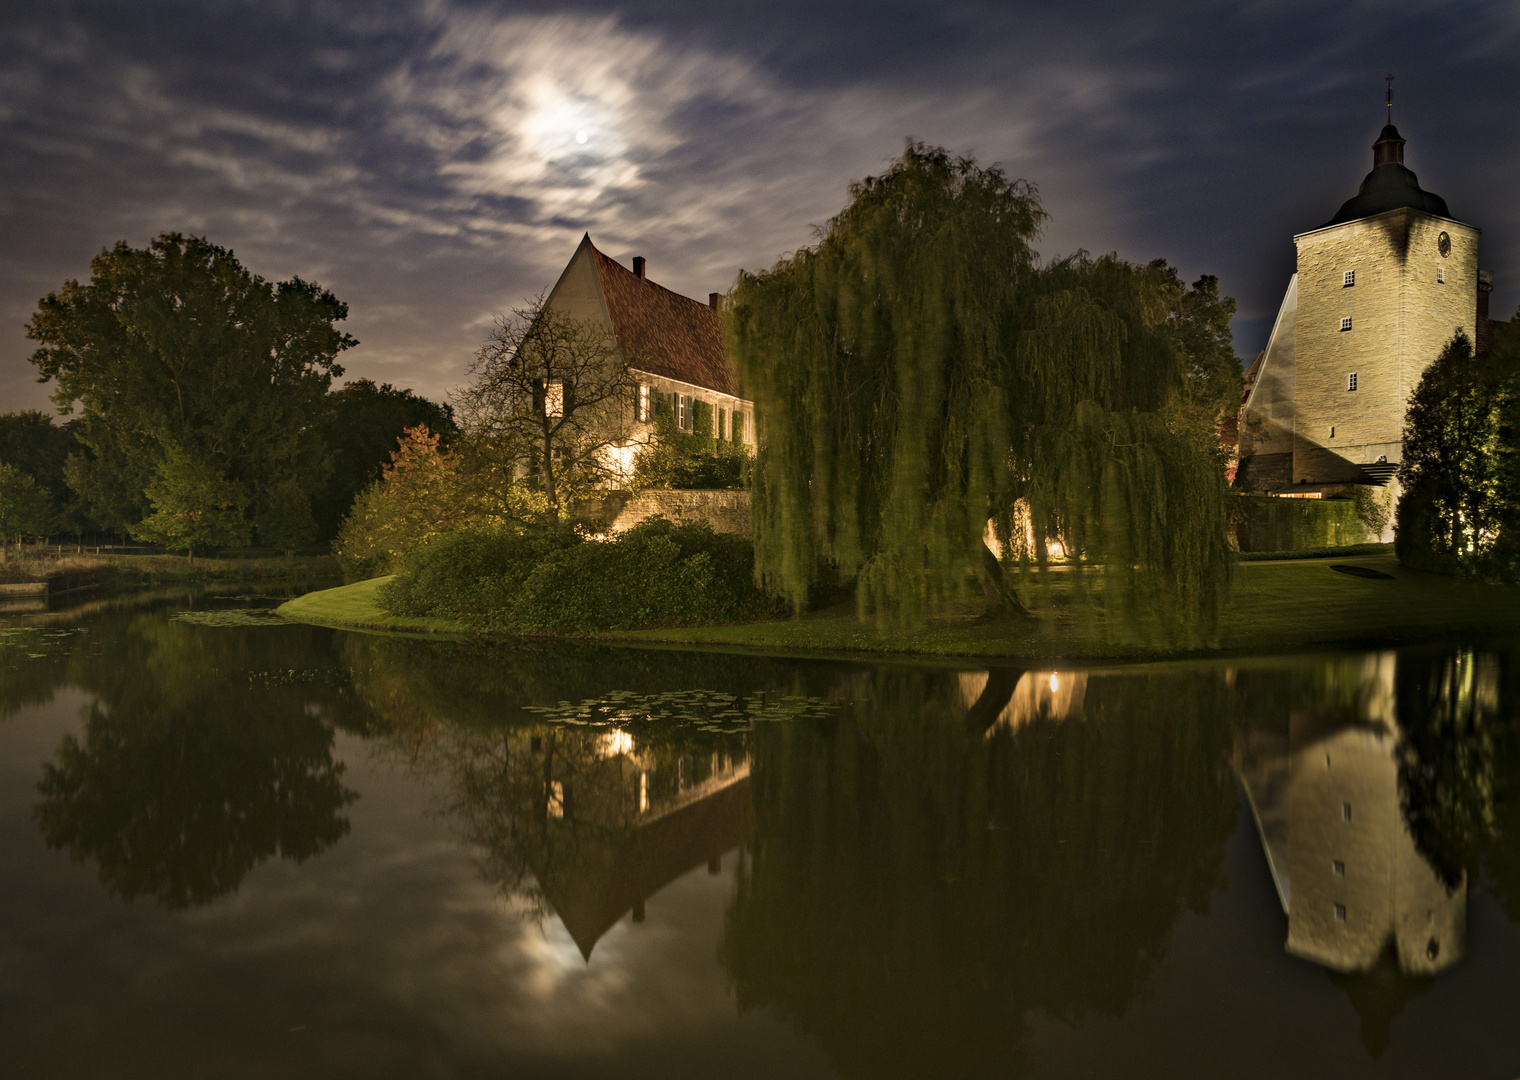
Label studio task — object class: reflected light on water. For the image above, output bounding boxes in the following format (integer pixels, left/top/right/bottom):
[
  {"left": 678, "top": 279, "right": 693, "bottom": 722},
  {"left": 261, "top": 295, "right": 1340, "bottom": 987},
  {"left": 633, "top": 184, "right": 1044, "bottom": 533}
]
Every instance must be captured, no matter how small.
[{"left": 597, "top": 730, "right": 635, "bottom": 758}]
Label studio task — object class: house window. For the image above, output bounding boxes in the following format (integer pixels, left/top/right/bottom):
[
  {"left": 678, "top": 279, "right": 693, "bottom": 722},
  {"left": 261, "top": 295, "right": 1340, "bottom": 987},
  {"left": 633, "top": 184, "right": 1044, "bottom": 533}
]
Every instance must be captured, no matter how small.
[
  {"left": 545, "top": 380, "right": 564, "bottom": 417},
  {"left": 1343, "top": 270, "right": 1355, "bottom": 287},
  {"left": 1335, "top": 903, "right": 1347, "bottom": 923},
  {"left": 1339, "top": 316, "right": 1353, "bottom": 332},
  {"left": 675, "top": 393, "right": 689, "bottom": 430},
  {"left": 637, "top": 384, "right": 651, "bottom": 422},
  {"left": 1347, "top": 372, "right": 1358, "bottom": 392},
  {"left": 1437, "top": 266, "right": 1446, "bottom": 284}
]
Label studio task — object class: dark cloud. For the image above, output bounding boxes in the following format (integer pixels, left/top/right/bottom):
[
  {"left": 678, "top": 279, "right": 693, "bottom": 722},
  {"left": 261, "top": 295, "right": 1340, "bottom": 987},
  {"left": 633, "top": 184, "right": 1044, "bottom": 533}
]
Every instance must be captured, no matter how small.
[{"left": 2, "top": 0, "right": 1516, "bottom": 412}]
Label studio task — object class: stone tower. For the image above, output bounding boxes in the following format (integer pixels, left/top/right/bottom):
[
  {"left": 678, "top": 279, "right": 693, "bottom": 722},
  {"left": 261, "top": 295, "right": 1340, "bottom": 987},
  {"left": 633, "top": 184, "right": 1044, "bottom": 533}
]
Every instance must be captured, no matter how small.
[{"left": 1237, "top": 124, "right": 1487, "bottom": 505}]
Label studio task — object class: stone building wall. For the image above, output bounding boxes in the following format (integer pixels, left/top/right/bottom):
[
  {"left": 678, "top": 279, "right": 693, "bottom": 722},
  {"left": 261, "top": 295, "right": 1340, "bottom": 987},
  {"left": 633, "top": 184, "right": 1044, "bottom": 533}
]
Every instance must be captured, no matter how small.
[{"left": 1292, "top": 209, "right": 1479, "bottom": 484}]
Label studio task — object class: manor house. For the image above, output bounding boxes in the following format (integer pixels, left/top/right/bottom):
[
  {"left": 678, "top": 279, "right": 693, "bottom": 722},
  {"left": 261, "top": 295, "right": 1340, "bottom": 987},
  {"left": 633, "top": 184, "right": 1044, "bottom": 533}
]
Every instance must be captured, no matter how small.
[
  {"left": 543, "top": 234, "right": 756, "bottom": 453},
  {"left": 1235, "top": 123, "right": 1501, "bottom": 525}
]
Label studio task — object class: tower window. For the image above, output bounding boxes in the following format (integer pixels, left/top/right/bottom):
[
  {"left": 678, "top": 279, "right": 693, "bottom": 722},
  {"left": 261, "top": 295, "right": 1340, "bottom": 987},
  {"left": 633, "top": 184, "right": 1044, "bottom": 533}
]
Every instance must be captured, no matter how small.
[
  {"left": 1334, "top": 860, "right": 1345, "bottom": 877},
  {"left": 1340, "top": 316, "right": 1353, "bottom": 331},
  {"left": 1343, "top": 270, "right": 1355, "bottom": 287},
  {"left": 1329, "top": 425, "right": 1335, "bottom": 439},
  {"left": 1347, "top": 372, "right": 1358, "bottom": 392},
  {"left": 1335, "top": 904, "right": 1347, "bottom": 923},
  {"left": 1342, "top": 802, "right": 1352, "bottom": 822},
  {"left": 1437, "top": 266, "right": 1446, "bottom": 285}
]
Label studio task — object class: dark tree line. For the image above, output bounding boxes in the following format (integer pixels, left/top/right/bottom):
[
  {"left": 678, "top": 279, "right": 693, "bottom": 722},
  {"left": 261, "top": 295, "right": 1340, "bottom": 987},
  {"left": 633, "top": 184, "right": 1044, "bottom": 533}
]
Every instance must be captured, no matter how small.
[{"left": 10, "top": 234, "right": 453, "bottom": 552}]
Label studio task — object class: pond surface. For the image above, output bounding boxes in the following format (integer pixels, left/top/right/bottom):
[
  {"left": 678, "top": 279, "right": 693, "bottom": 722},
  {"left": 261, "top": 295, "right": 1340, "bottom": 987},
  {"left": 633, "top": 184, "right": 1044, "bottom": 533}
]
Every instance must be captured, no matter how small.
[{"left": 3, "top": 590, "right": 1520, "bottom": 1079}]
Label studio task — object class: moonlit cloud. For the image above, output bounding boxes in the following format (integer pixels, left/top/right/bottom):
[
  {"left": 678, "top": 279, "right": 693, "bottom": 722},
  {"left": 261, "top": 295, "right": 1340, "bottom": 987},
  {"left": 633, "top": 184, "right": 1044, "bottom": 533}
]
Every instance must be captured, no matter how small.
[{"left": 1, "top": 0, "right": 1516, "bottom": 413}]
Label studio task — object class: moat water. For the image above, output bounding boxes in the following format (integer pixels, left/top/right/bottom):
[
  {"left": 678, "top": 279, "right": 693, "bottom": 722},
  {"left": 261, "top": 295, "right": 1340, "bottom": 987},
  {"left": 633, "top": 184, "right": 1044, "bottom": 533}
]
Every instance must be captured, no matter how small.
[{"left": 3, "top": 588, "right": 1520, "bottom": 1079}]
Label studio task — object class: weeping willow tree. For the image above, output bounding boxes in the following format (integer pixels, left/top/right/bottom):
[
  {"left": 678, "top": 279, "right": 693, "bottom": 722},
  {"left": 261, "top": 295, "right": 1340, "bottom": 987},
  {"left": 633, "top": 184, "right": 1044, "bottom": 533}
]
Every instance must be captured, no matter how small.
[{"left": 729, "top": 143, "right": 1238, "bottom": 643}]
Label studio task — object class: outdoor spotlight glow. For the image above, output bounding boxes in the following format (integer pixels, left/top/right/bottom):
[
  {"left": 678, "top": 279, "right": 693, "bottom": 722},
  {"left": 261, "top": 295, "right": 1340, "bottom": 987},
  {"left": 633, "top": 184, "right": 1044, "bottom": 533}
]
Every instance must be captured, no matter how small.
[
  {"left": 1049, "top": 673, "right": 1059, "bottom": 693},
  {"left": 1047, "top": 540, "right": 1065, "bottom": 560}
]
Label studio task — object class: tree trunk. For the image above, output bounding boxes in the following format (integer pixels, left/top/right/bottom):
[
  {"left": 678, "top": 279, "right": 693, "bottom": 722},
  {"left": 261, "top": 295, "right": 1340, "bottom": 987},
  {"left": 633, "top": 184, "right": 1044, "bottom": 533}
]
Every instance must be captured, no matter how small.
[
  {"left": 963, "top": 667, "right": 1024, "bottom": 736},
  {"left": 976, "top": 540, "right": 1033, "bottom": 621},
  {"left": 542, "top": 430, "right": 560, "bottom": 526}
]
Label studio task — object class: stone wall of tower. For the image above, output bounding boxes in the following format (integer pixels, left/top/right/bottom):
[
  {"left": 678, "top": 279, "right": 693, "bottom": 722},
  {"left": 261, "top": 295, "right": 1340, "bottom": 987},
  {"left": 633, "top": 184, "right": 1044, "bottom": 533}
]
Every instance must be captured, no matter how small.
[{"left": 1291, "top": 209, "right": 1479, "bottom": 484}]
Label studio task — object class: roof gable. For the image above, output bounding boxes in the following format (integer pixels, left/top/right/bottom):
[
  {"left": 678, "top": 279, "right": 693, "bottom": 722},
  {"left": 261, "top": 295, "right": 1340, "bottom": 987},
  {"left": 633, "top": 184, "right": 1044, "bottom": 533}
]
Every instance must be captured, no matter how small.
[{"left": 587, "top": 242, "right": 734, "bottom": 395}]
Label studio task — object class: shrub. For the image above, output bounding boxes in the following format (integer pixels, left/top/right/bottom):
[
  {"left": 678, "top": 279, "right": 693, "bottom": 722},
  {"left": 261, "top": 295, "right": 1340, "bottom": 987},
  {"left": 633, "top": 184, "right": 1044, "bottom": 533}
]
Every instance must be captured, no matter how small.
[
  {"left": 380, "top": 517, "right": 779, "bottom": 632},
  {"left": 333, "top": 425, "right": 473, "bottom": 581}
]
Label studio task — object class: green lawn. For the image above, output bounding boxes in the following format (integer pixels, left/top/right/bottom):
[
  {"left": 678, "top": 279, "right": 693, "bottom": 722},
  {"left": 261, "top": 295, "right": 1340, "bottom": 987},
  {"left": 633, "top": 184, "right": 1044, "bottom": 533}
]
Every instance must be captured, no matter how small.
[
  {"left": 277, "top": 554, "right": 1520, "bottom": 661},
  {"left": 276, "top": 576, "right": 467, "bottom": 635}
]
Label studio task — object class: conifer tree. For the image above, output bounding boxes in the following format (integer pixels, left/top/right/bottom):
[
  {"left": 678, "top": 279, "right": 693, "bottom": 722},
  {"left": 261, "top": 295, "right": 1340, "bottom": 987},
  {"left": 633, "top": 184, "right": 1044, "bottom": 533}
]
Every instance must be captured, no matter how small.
[
  {"left": 728, "top": 143, "right": 1236, "bottom": 642},
  {"left": 1396, "top": 331, "right": 1501, "bottom": 575}
]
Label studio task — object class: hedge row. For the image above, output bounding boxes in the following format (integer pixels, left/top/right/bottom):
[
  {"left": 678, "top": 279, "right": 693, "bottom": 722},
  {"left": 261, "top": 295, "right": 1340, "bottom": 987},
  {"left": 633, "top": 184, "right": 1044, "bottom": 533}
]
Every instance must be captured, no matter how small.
[{"left": 377, "top": 517, "right": 781, "bottom": 632}]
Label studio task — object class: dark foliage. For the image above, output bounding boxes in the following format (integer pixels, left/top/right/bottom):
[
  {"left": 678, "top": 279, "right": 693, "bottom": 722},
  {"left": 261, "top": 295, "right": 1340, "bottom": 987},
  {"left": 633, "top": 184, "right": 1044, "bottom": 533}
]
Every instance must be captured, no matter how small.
[
  {"left": 0, "top": 411, "right": 79, "bottom": 511},
  {"left": 1396, "top": 331, "right": 1500, "bottom": 575},
  {"left": 633, "top": 395, "right": 750, "bottom": 490},
  {"left": 312, "top": 379, "right": 457, "bottom": 542},
  {"left": 380, "top": 517, "right": 780, "bottom": 631},
  {"left": 27, "top": 233, "right": 354, "bottom": 541},
  {"left": 729, "top": 143, "right": 1238, "bottom": 639}
]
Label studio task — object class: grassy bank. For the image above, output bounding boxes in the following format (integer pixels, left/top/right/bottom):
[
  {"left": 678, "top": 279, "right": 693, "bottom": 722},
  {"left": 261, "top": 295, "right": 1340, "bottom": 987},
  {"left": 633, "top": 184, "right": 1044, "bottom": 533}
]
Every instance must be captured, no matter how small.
[
  {"left": 0, "top": 552, "right": 341, "bottom": 587},
  {"left": 276, "top": 553, "right": 1520, "bottom": 661},
  {"left": 277, "top": 577, "right": 467, "bottom": 634}
]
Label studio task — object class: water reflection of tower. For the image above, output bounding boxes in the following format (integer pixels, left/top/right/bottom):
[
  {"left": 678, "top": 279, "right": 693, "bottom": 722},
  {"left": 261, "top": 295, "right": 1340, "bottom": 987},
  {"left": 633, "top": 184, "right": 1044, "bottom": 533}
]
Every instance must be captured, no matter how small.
[{"left": 1238, "top": 652, "right": 1465, "bottom": 977}]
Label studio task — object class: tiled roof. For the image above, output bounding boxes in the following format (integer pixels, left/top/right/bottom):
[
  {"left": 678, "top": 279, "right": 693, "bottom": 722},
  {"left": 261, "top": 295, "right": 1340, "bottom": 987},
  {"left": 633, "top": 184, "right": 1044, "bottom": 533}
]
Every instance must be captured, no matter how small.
[{"left": 590, "top": 245, "right": 734, "bottom": 396}]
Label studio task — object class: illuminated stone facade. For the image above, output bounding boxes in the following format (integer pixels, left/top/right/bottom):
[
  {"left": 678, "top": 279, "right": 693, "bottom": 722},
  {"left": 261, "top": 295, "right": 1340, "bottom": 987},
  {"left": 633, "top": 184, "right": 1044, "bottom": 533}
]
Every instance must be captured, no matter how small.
[
  {"left": 1291, "top": 210, "right": 1478, "bottom": 485},
  {"left": 1236, "top": 123, "right": 1489, "bottom": 525}
]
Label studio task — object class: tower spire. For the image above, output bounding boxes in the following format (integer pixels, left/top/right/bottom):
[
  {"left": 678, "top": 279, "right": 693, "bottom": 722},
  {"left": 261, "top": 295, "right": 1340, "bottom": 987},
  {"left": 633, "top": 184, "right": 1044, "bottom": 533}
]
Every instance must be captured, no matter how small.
[{"left": 1385, "top": 73, "right": 1394, "bottom": 124}]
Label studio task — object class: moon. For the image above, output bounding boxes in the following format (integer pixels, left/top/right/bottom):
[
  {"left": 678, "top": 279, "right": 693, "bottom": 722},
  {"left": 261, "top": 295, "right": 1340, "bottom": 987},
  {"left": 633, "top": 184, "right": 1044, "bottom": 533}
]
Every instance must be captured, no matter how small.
[{"left": 575, "top": 129, "right": 588, "bottom": 144}]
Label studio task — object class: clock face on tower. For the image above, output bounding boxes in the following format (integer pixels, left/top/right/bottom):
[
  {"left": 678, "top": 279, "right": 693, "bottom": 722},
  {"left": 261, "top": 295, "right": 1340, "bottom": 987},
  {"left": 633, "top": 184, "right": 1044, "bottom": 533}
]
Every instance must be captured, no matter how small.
[{"left": 1438, "top": 232, "right": 1452, "bottom": 257}]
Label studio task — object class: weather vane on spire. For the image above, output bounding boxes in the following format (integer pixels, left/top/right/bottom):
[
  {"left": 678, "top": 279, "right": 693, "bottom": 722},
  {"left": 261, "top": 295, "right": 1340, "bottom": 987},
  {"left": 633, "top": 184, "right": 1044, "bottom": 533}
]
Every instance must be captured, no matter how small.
[{"left": 1386, "top": 73, "right": 1395, "bottom": 122}]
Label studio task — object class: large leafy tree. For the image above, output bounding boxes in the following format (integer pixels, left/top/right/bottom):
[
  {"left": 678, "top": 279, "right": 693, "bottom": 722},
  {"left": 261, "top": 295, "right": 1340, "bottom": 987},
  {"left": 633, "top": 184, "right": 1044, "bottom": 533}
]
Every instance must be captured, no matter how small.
[
  {"left": 130, "top": 449, "right": 253, "bottom": 561},
  {"left": 729, "top": 144, "right": 1237, "bottom": 641},
  {"left": 26, "top": 233, "right": 354, "bottom": 542},
  {"left": 0, "top": 462, "right": 53, "bottom": 556}
]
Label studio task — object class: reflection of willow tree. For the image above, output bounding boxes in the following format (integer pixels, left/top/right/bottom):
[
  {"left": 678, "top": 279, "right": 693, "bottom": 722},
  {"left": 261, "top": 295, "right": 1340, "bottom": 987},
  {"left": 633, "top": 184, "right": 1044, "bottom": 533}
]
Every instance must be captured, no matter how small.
[
  {"left": 33, "top": 613, "right": 358, "bottom": 908},
  {"left": 721, "top": 668, "right": 1236, "bottom": 1080}
]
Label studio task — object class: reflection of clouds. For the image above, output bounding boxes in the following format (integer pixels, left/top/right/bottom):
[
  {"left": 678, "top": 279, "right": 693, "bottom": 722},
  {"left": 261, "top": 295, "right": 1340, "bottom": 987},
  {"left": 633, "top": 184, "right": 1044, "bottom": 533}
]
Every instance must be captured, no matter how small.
[{"left": 5, "top": 717, "right": 797, "bottom": 1072}]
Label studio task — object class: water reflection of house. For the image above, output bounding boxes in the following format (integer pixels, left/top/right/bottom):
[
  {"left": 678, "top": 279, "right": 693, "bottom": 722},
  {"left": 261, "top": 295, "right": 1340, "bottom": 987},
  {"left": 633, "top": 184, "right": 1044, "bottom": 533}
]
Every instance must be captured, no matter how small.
[
  {"left": 1237, "top": 654, "right": 1464, "bottom": 977},
  {"left": 522, "top": 730, "right": 752, "bottom": 959}
]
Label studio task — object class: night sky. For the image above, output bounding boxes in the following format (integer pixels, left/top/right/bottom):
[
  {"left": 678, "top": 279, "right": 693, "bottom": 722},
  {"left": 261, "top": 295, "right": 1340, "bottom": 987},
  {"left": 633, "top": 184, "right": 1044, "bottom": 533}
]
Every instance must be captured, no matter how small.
[{"left": 2, "top": 1, "right": 1516, "bottom": 413}]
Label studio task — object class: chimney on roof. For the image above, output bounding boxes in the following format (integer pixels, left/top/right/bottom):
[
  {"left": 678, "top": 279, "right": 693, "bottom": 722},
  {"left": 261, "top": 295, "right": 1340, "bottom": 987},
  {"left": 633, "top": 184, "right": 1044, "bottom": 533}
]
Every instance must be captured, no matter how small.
[
  {"left": 632, "top": 256, "right": 646, "bottom": 280},
  {"left": 709, "top": 292, "right": 722, "bottom": 311}
]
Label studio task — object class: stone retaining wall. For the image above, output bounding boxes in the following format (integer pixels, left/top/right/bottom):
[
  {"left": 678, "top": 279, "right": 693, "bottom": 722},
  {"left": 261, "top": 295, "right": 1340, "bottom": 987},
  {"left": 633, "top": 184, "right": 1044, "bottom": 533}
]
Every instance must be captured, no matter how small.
[{"left": 579, "top": 489, "right": 752, "bottom": 536}]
